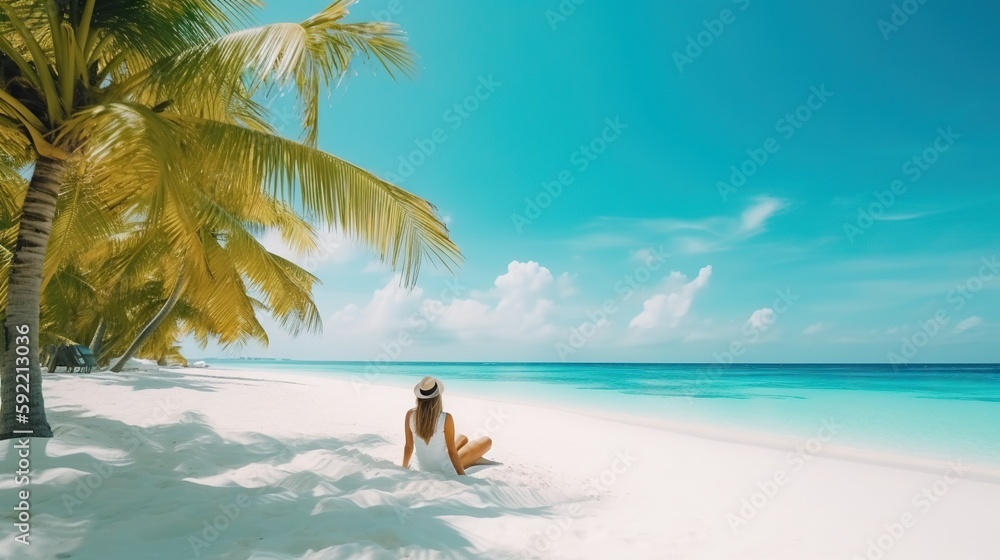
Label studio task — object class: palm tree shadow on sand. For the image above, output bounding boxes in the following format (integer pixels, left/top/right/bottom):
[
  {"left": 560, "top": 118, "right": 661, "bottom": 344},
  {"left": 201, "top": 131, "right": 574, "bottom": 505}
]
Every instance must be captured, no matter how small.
[
  {"left": 0, "top": 393, "right": 573, "bottom": 560},
  {"left": 83, "top": 367, "right": 310, "bottom": 393}
]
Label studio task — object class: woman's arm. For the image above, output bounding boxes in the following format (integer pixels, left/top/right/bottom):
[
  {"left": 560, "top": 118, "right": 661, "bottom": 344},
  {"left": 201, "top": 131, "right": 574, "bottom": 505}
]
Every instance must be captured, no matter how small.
[
  {"left": 402, "top": 409, "right": 414, "bottom": 469},
  {"left": 444, "top": 413, "right": 466, "bottom": 475}
]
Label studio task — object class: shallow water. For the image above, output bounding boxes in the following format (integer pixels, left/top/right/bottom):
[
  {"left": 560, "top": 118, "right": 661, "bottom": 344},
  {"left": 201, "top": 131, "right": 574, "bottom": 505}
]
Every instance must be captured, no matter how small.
[{"left": 202, "top": 360, "right": 1000, "bottom": 467}]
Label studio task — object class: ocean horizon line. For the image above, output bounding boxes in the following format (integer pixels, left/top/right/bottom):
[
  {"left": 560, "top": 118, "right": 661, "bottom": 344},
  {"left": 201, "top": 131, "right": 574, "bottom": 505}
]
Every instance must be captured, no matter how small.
[{"left": 196, "top": 358, "right": 1000, "bottom": 367}]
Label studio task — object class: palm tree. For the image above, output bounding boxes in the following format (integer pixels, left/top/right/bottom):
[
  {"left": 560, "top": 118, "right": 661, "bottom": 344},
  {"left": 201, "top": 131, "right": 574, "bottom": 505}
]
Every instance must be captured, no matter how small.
[
  {"left": 0, "top": 0, "right": 460, "bottom": 440},
  {"left": 29, "top": 102, "right": 328, "bottom": 372},
  {"left": 36, "top": 187, "right": 330, "bottom": 369},
  {"left": 107, "top": 188, "right": 328, "bottom": 371}
]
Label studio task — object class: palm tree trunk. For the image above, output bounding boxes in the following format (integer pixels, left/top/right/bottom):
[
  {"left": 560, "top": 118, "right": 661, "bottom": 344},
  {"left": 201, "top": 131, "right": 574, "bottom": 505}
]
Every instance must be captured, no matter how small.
[
  {"left": 89, "top": 318, "right": 106, "bottom": 357},
  {"left": 0, "top": 156, "right": 64, "bottom": 440},
  {"left": 110, "top": 268, "right": 185, "bottom": 373}
]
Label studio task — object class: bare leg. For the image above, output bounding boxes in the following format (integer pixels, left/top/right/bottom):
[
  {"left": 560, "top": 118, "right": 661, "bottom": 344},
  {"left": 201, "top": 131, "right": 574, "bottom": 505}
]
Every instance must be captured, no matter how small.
[
  {"left": 458, "top": 436, "right": 492, "bottom": 469},
  {"left": 455, "top": 433, "right": 469, "bottom": 450}
]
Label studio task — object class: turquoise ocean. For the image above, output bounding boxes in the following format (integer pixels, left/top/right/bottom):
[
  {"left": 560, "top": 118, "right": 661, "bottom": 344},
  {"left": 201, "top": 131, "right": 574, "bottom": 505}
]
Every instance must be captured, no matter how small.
[{"left": 202, "top": 360, "right": 1000, "bottom": 468}]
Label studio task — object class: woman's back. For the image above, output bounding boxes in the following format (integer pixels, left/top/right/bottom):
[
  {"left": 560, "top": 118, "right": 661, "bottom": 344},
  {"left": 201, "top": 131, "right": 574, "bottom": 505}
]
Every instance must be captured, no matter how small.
[{"left": 409, "top": 409, "right": 458, "bottom": 475}]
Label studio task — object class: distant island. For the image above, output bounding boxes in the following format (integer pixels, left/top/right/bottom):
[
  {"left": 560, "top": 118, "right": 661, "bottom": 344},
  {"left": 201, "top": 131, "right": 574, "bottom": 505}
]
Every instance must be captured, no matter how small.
[{"left": 198, "top": 357, "right": 293, "bottom": 361}]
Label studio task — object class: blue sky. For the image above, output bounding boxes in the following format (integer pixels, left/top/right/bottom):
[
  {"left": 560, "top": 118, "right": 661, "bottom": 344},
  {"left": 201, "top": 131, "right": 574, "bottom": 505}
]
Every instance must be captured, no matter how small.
[{"left": 187, "top": 0, "right": 1000, "bottom": 363}]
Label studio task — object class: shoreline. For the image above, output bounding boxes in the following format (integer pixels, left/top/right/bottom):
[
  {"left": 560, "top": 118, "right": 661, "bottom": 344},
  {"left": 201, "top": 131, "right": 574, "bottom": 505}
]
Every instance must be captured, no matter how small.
[{"left": 181, "top": 364, "right": 1000, "bottom": 484}]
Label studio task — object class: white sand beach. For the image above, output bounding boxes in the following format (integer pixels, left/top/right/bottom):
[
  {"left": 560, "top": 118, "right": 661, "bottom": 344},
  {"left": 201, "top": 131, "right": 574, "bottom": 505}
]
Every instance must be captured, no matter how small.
[{"left": 2, "top": 366, "right": 999, "bottom": 559}]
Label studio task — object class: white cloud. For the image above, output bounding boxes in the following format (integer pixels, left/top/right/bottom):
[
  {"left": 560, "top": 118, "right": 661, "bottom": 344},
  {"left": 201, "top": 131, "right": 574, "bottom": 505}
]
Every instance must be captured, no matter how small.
[
  {"left": 746, "top": 308, "right": 776, "bottom": 329},
  {"left": 629, "top": 246, "right": 672, "bottom": 266},
  {"left": 328, "top": 261, "right": 563, "bottom": 344},
  {"left": 574, "top": 197, "right": 789, "bottom": 255},
  {"left": 494, "top": 260, "right": 553, "bottom": 299},
  {"left": 629, "top": 248, "right": 654, "bottom": 264},
  {"left": 877, "top": 209, "right": 942, "bottom": 222},
  {"left": 261, "top": 228, "right": 355, "bottom": 271},
  {"left": 260, "top": 230, "right": 304, "bottom": 262},
  {"left": 740, "top": 196, "right": 788, "bottom": 233},
  {"left": 954, "top": 316, "right": 983, "bottom": 334},
  {"left": 629, "top": 265, "right": 713, "bottom": 329},
  {"left": 436, "top": 261, "right": 558, "bottom": 340},
  {"left": 328, "top": 278, "right": 424, "bottom": 333},
  {"left": 556, "top": 272, "right": 577, "bottom": 297},
  {"left": 803, "top": 322, "right": 824, "bottom": 335},
  {"left": 676, "top": 237, "right": 716, "bottom": 255},
  {"left": 362, "top": 261, "right": 390, "bottom": 273}
]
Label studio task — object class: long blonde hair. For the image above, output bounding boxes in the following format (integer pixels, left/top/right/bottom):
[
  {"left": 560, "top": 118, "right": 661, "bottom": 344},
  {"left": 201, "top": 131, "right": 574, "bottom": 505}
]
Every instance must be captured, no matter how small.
[{"left": 414, "top": 394, "right": 443, "bottom": 444}]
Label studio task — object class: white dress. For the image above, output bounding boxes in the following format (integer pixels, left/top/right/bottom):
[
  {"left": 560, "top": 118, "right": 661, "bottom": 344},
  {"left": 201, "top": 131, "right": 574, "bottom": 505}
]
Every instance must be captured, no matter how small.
[{"left": 409, "top": 410, "right": 458, "bottom": 475}]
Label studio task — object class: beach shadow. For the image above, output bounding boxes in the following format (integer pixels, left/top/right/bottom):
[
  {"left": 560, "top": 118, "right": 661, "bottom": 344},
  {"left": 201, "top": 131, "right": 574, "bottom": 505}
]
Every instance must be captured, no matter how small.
[
  {"left": 465, "top": 458, "right": 504, "bottom": 474},
  {"left": 63, "top": 368, "right": 311, "bottom": 394},
  {"left": 68, "top": 369, "right": 225, "bottom": 393},
  {"left": 0, "top": 397, "right": 565, "bottom": 560}
]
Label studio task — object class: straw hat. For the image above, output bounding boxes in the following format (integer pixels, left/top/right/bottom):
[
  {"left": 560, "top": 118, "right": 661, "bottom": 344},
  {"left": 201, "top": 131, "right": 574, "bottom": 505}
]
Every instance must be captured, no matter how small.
[{"left": 413, "top": 376, "right": 444, "bottom": 399}]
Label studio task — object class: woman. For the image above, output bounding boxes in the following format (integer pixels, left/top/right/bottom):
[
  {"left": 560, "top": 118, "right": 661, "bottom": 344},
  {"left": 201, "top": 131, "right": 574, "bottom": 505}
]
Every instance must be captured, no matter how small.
[{"left": 402, "top": 376, "right": 492, "bottom": 475}]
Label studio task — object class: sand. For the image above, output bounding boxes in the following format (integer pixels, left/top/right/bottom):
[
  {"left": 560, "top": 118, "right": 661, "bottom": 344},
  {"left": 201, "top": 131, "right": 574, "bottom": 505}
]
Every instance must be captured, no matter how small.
[{"left": 1, "top": 365, "right": 998, "bottom": 559}]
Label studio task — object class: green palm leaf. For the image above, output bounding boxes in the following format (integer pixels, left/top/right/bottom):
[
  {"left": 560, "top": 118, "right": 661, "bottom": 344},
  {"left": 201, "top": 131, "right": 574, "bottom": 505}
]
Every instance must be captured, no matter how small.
[{"left": 181, "top": 116, "right": 461, "bottom": 287}]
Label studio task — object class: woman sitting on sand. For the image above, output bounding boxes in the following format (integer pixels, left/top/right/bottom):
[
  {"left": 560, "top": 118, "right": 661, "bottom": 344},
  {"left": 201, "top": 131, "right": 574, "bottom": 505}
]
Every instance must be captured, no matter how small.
[{"left": 402, "top": 376, "right": 492, "bottom": 475}]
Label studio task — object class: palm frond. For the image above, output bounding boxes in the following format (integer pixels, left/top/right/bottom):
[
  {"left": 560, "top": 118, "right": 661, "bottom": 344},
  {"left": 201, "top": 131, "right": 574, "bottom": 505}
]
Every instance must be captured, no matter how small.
[
  {"left": 182, "top": 116, "right": 461, "bottom": 287},
  {"left": 120, "top": 0, "right": 415, "bottom": 145},
  {"left": 58, "top": 102, "right": 211, "bottom": 275}
]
